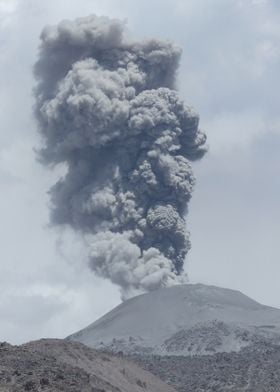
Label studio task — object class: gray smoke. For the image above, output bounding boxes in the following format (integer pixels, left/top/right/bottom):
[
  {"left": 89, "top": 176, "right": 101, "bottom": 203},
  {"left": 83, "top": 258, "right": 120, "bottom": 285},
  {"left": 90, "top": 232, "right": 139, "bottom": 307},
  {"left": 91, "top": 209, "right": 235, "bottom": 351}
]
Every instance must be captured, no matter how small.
[{"left": 34, "top": 15, "right": 207, "bottom": 300}]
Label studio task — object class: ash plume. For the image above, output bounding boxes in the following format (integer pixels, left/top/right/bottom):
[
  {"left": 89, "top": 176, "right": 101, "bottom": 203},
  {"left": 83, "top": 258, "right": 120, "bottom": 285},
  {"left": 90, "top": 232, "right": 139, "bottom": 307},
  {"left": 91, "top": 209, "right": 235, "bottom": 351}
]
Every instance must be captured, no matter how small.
[{"left": 34, "top": 15, "right": 207, "bottom": 300}]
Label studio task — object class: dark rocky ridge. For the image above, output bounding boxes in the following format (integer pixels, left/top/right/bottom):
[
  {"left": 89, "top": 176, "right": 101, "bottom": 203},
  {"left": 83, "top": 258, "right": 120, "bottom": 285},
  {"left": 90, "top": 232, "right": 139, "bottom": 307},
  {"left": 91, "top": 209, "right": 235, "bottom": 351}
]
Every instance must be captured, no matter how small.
[
  {"left": 0, "top": 339, "right": 176, "bottom": 392},
  {"left": 129, "top": 342, "right": 280, "bottom": 391}
]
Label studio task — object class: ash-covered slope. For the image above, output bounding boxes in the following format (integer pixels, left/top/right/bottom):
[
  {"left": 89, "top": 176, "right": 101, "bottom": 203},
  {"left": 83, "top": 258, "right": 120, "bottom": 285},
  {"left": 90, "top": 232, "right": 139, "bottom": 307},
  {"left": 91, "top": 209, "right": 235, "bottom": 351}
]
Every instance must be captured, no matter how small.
[
  {"left": 0, "top": 339, "right": 176, "bottom": 392},
  {"left": 134, "top": 343, "right": 280, "bottom": 392},
  {"left": 68, "top": 284, "right": 280, "bottom": 355}
]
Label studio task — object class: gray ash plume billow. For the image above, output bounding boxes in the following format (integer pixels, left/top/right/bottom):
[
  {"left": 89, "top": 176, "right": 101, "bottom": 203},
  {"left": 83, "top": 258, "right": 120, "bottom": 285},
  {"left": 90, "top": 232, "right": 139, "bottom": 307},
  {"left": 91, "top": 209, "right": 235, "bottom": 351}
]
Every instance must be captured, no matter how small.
[{"left": 34, "top": 15, "right": 207, "bottom": 299}]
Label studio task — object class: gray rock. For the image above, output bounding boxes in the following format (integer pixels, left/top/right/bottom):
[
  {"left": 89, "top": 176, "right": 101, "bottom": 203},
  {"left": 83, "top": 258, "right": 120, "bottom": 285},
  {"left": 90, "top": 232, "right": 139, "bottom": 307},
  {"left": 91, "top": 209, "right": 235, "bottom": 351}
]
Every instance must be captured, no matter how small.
[
  {"left": 0, "top": 339, "right": 177, "bottom": 392},
  {"left": 131, "top": 343, "right": 280, "bottom": 392}
]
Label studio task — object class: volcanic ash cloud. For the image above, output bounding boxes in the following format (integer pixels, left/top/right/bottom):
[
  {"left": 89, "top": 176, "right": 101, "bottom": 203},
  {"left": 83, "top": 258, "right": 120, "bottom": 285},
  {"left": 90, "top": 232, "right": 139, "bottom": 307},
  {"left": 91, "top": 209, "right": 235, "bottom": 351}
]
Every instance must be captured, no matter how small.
[{"left": 34, "top": 15, "right": 207, "bottom": 300}]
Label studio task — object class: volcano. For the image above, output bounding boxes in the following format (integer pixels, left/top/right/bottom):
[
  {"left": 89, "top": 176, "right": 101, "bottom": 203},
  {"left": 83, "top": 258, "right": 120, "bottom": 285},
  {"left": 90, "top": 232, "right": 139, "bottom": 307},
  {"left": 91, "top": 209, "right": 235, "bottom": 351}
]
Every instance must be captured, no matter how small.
[{"left": 67, "top": 283, "right": 280, "bottom": 356}]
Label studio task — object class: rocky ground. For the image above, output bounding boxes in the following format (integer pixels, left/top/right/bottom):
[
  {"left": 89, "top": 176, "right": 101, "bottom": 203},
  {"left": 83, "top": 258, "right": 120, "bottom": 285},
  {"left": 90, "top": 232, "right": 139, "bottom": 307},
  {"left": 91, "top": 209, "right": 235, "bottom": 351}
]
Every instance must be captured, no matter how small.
[
  {"left": 0, "top": 339, "right": 176, "bottom": 392},
  {"left": 2, "top": 338, "right": 280, "bottom": 391},
  {"left": 130, "top": 342, "right": 280, "bottom": 392}
]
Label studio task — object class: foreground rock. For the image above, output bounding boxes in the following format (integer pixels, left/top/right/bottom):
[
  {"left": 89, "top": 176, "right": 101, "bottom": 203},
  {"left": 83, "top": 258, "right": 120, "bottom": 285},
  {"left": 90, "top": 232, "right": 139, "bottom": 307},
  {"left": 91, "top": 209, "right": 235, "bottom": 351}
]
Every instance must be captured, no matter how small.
[
  {"left": 0, "top": 339, "right": 176, "bottom": 392},
  {"left": 132, "top": 342, "right": 280, "bottom": 392}
]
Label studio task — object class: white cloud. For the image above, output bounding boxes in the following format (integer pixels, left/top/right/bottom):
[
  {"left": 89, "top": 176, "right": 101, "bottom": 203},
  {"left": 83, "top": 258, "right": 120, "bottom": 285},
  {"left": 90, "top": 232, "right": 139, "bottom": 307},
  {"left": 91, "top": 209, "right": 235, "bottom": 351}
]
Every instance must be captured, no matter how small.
[
  {"left": 0, "top": 0, "right": 18, "bottom": 14},
  {"left": 204, "top": 113, "right": 271, "bottom": 154}
]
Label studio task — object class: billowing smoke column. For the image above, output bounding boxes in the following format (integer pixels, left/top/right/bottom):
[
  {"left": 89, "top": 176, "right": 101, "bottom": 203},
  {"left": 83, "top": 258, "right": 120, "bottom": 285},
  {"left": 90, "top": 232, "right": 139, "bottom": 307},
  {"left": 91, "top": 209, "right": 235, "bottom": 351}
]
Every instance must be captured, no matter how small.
[{"left": 34, "top": 15, "right": 207, "bottom": 300}]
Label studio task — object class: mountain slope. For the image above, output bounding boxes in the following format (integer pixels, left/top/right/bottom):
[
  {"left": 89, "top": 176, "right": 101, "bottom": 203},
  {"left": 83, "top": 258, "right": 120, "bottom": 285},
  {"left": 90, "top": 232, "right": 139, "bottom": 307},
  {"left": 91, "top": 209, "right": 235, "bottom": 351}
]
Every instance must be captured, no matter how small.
[
  {"left": 0, "top": 339, "right": 176, "bottom": 392},
  {"left": 133, "top": 343, "right": 280, "bottom": 392},
  {"left": 68, "top": 283, "right": 280, "bottom": 355}
]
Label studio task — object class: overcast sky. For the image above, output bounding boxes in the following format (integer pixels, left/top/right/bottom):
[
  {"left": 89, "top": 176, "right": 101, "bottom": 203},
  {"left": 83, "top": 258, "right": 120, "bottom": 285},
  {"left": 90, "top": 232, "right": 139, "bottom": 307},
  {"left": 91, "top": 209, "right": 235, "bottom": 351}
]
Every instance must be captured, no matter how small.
[{"left": 0, "top": 0, "right": 279, "bottom": 344}]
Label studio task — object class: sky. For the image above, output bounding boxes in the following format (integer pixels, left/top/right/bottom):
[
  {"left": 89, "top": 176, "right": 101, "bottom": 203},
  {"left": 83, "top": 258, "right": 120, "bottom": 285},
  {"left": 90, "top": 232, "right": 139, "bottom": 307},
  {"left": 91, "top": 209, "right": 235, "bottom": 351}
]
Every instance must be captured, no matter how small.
[{"left": 0, "top": 0, "right": 279, "bottom": 344}]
